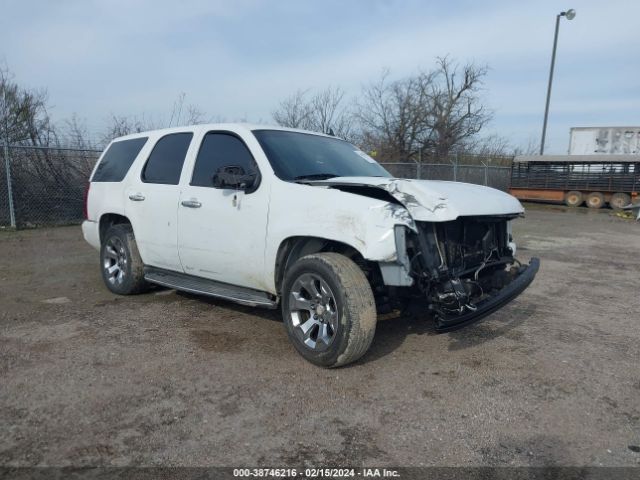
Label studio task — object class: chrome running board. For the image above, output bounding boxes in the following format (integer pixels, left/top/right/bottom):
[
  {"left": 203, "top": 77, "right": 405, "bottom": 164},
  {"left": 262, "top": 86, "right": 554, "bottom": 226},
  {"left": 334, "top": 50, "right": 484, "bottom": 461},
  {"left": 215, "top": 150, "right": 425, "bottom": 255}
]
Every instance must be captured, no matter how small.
[{"left": 144, "top": 267, "right": 278, "bottom": 309}]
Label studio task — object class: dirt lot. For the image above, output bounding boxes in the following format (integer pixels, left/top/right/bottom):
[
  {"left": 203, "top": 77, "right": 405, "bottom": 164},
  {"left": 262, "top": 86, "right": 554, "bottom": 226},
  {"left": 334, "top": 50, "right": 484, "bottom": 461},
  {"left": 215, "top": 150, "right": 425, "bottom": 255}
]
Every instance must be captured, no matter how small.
[{"left": 1, "top": 204, "right": 639, "bottom": 468}]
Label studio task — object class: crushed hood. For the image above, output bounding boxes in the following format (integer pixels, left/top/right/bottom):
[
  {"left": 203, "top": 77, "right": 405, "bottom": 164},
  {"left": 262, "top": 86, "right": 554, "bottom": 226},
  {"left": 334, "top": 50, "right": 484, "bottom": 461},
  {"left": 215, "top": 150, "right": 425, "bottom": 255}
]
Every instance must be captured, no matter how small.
[{"left": 308, "top": 176, "right": 524, "bottom": 222}]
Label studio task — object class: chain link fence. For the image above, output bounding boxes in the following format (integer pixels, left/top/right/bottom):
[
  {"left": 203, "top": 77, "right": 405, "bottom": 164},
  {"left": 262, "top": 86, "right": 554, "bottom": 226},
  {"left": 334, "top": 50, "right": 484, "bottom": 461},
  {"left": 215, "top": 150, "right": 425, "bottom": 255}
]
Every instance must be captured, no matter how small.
[
  {"left": 1, "top": 145, "right": 101, "bottom": 228},
  {"left": 380, "top": 161, "right": 513, "bottom": 192},
  {"left": 0, "top": 146, "right": 514, "bottom": 229}
]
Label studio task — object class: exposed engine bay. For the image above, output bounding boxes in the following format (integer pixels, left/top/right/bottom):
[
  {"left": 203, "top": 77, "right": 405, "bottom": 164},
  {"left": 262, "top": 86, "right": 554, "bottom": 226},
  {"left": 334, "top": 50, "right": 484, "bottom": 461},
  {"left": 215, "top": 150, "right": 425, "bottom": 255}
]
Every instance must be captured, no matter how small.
[{"left": 402, "top": 215, "right": 539, "bottom": 330}]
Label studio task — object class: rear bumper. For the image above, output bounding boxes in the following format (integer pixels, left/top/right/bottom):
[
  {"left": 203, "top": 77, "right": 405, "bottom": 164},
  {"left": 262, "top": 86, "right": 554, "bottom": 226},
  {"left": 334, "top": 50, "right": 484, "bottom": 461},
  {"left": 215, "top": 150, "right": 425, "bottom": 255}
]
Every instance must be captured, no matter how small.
[
  {"left": 435, "top": 257, "right": 540, "bottom": 332},
  {"left": 82, "top": 220, "right": 100, "bottom": 251}
]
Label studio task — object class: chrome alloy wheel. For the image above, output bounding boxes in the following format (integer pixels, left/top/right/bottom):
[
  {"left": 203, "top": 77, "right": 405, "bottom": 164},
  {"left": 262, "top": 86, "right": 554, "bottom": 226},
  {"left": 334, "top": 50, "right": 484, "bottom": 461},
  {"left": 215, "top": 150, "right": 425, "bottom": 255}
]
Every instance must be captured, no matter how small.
[
  {"left": 288, "top": 273, "right": 339, "bottom": 351},
  {"left": 102, "top": 236, "right": 128, "bottom": 286}
]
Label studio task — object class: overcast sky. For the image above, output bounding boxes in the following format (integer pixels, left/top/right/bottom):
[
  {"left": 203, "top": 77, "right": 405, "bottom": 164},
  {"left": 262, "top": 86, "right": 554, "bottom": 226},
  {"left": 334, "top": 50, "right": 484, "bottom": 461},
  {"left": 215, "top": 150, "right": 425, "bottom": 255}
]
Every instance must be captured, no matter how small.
[{"left": 1, "top": 0, "right": 638, "bottom": 153}]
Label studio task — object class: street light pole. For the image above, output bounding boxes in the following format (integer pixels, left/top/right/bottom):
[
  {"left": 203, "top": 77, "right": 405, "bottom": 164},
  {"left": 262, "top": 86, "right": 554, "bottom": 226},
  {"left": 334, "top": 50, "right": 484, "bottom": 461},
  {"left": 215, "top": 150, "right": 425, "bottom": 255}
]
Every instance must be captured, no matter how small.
[{"left": 540, "top": 9, "right": 575, "bottom": 155}]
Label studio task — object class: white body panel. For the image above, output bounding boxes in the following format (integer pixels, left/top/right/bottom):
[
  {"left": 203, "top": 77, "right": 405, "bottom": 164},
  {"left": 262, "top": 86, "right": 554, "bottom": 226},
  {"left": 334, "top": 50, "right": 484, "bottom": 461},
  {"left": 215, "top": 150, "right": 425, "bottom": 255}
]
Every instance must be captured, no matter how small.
[
  {"left": 124, "top": 183, "right": 183, "bottom": 271},
  {"left": 84, "top": 123, "right": 524, "bottom": 296},
  {"left": 83, "top": 175, "right": 127, "bottom": 250},
  {"left": 263, "top": 180, "right": 414, "bottom": 292},
  {"left": 177, "top": 184, "right": 271, "bottom": 289},
  {"left": 82, "top": 220, "right": 100, "bottom": 250}
]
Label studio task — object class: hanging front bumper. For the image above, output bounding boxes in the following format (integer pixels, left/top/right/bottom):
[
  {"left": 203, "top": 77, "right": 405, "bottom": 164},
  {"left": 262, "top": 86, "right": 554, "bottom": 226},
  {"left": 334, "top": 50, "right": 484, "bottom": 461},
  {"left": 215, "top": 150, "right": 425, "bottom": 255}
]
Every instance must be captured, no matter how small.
[{"left": 435, "top": 257, "right": 540, "bottom": 332}]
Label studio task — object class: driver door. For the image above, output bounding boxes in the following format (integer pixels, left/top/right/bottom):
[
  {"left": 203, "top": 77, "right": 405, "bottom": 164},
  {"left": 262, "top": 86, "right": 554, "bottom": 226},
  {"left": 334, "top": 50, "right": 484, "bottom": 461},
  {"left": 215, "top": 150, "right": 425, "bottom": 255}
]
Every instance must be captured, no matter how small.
[{"left": 177, "top": 131, "right": 269, "bottom": 290}]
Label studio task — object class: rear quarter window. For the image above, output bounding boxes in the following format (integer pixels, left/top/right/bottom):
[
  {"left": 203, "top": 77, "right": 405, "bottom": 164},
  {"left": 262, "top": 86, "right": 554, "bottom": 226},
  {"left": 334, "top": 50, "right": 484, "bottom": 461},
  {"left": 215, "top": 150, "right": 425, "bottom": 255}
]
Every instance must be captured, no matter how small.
[{"left": 92, "top": 137, "right": 148, "bottom": 182}]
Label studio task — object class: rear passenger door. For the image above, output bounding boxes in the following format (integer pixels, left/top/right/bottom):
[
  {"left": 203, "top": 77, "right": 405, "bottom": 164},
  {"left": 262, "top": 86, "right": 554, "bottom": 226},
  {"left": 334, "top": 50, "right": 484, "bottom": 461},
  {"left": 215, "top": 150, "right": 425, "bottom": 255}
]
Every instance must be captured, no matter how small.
[
  {"left": 177, "top": 131, "right": 269, "bottom": 290},
  {"left": 125, "top": 132, "right": 194, "bottom": 272}
]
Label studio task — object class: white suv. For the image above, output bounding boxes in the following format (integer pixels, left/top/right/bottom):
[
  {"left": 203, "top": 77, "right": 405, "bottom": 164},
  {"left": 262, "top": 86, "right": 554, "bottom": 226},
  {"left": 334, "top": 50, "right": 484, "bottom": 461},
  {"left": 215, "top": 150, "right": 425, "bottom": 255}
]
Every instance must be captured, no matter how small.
[{"left": 83, "top": 124, "right": 539, "bottom": 367}]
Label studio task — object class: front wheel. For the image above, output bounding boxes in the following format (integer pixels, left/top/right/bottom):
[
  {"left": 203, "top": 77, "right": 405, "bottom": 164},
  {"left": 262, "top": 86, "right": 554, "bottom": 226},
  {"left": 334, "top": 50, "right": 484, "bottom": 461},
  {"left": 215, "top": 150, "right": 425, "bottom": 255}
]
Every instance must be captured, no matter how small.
[{"left": 281, "top": 253, "right": 377, "bottom": 368}]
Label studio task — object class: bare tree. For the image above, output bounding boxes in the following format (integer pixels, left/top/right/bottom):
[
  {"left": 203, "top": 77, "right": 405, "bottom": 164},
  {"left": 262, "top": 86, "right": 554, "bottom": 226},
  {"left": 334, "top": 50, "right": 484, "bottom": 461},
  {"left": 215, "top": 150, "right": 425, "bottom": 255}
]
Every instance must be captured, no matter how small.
[
  {"left": 460, "top": 133, "right": 510, "bottom": 155},
  {"left": 61, "top": 114, "right": 96, "bottom": 150},
  {"left": 355, "top": 70, "right": 433, "bottom": 160},
  {"left": 168, "top": 92, "right": 207, "bottom": 126},
  {"left": 101, "top": 115, "right": 139, "bottom": 145},
  {"left": 168, "top": 92, "right": 186, "bottom": 127},
  {"left": 309, "top": 87, "right": 354, "bottom": 139},
  {"left": 0, "top": 66, "right": 98, "bottom": 226},
  {"left": 100, "top": 113, "right": 161, "bottom": 145},
  {"left": 513, "top": 136, "right": 540, "bottom": 156},
  {"left": 100, "top": 92, "right": 208, "bottom": 145},
  {"left": 354, "top": 57, "right": 492, "bottom": 161},
  {"left": 272, "top": 87, "right": 354, "bottom": 140},
  {"left": 0, "top": 65, "right": 54, "bottom": 146},
  {"left": 422, "top": 57, "right": 491, "bottom": 158},
  {"left": 184, "top": 104, "right": 206, "bottom": 125},
  {"left": 272, "top": 89, "right": 313, "bottom": 130}
]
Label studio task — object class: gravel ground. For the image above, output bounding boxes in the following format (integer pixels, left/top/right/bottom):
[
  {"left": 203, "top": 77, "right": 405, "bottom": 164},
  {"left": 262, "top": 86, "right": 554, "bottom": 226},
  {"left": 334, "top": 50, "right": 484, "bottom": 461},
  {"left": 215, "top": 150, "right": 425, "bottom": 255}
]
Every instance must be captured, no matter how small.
[{"left": 1, "top": 204, "right": 639, "bottom": 467}]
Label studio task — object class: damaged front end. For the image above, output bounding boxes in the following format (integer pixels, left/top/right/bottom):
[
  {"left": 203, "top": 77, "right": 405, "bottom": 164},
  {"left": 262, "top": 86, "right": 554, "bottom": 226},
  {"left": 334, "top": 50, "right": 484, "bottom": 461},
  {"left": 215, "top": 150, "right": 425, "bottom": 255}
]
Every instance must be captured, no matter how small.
[
  {"left": 402, "top": 215, "right": 539, "bottom": 331},
  {"left": 306, "top": 176, "right": 538, "bottom": 331}
]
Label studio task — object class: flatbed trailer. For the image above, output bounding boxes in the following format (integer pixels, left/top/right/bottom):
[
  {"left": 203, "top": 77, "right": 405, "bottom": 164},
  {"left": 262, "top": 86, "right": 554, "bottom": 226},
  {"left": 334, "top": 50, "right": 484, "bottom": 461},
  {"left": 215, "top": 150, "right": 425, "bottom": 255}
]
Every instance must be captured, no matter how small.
[{"left": 509, "top": 155, "right": 640, "bottom": 209}]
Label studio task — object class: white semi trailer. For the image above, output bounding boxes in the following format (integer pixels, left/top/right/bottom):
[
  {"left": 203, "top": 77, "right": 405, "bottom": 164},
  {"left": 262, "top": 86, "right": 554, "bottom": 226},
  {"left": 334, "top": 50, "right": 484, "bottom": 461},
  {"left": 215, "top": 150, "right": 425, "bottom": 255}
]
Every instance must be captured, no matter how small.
[{"left": 569, "top": 126, "right": 640, "bottom": 155}]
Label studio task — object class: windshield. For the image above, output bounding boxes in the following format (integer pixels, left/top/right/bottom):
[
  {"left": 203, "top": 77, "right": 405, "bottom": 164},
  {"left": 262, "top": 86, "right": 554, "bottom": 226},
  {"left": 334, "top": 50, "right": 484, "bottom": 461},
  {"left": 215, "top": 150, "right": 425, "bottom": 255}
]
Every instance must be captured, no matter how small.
[{"left": 252, "top": 130, "right": 391, "bottom": 181}]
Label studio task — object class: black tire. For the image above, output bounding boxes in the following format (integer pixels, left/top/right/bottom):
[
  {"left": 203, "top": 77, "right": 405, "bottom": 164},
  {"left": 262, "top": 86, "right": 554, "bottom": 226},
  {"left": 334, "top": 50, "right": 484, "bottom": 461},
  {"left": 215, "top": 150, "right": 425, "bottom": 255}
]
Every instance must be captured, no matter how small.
[
  {"left": 586, "top": 192, "right": 605, "bottom": 209},
  {"left": 100, "top": 224, "right": 148, "bottom": 295},
  {"left": 609, "top": 192, "right": 631, "bottom": 211},
  {"left": 281, "top": 252, "right": 377, "bottom": 368},
  {"left": 564, "top": 190, "right": 583, "bottom": 207}
]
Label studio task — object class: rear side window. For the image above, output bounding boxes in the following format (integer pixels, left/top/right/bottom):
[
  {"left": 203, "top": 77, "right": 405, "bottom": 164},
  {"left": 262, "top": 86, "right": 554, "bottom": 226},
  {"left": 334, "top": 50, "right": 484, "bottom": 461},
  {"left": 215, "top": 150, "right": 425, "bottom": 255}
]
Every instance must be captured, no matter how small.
[
  {"left": 92, "top": 137, "right": 148, "bottom": 182},
  {"left": 191, "top": 132, "right": 258, "bottom": 187},
  {"left": 142, "top": 133, "right": 193, "bottom": 185}
]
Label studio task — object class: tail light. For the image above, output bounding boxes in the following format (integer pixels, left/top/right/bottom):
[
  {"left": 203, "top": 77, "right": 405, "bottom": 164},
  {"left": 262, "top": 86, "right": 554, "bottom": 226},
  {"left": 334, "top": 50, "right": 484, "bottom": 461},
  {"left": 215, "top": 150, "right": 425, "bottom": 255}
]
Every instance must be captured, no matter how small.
[{"left": 83, "top": 182, "right": 91, "bottom": 220}]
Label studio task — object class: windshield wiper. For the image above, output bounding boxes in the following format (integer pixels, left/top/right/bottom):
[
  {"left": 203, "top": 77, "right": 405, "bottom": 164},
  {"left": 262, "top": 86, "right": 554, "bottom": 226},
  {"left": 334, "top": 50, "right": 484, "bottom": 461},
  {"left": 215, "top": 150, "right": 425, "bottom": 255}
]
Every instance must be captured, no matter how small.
[{"left": 293, "top": 173, "right": 338, "bottom": 182}]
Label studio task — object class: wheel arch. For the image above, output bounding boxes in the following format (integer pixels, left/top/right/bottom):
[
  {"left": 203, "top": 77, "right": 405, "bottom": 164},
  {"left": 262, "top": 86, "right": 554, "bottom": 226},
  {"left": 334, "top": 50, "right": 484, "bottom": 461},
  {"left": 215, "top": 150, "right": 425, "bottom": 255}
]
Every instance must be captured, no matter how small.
[
  {"left": 274, "top": 236, "right": 369, "bottom": 295},
  {"left": 99, "top": 213, "right": 131, "bottom": 243}
]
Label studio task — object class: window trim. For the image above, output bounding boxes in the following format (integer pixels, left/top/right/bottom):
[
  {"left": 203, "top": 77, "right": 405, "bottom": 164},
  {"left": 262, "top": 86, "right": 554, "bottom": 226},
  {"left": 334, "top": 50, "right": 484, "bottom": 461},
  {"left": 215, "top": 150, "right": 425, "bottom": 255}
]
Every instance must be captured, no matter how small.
[
  {"left": 140, "top": 132, "right": 194, "bottom": 185},
  {"left": 189, "top": 130, "right": 262, "bottom": 194}
]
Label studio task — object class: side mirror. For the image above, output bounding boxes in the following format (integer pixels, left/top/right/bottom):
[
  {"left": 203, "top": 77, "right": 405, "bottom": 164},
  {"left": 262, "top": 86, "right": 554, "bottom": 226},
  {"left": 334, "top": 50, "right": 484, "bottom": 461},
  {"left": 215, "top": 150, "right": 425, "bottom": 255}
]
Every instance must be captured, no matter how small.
[{"left": 213, "top": 165, "right": 257, "bottom": 190}]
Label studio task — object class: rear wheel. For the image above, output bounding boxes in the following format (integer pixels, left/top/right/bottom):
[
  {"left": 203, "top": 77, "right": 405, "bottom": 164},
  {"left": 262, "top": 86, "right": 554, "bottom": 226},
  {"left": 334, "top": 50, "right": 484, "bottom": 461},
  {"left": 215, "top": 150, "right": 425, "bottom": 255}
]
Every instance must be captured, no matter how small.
[
  {"left": 609, "top": 192, "right": 631, "bottom": 210},
  {"left": 281, "top": 252, "right": 377, "bottom": 368},
  {"left": 100, "top": 224, "right": 148, "bottom": 295},
  {"left": 564, "top": 190, "right": 583, "bottom": 207},
  {"left": 586, "top": 192, "right": 605, "bottom": 209}
]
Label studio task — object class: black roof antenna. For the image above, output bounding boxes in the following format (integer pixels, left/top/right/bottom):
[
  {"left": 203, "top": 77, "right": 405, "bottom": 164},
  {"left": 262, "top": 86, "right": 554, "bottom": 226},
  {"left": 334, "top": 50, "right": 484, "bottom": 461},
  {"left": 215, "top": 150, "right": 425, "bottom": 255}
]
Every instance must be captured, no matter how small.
[{"left": 327, "top": 128, "right": 336, "bottom": 136}]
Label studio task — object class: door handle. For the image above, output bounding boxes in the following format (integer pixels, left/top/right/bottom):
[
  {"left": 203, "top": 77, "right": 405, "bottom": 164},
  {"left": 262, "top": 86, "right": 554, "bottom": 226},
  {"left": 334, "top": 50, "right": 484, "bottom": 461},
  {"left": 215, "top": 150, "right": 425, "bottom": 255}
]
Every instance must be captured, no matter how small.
[
  {"left": 128, "top": 193, "right": 145, "bottom": 201},
  {"left": 181, "top": 199, "right": 202, "bottom": 208}
]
